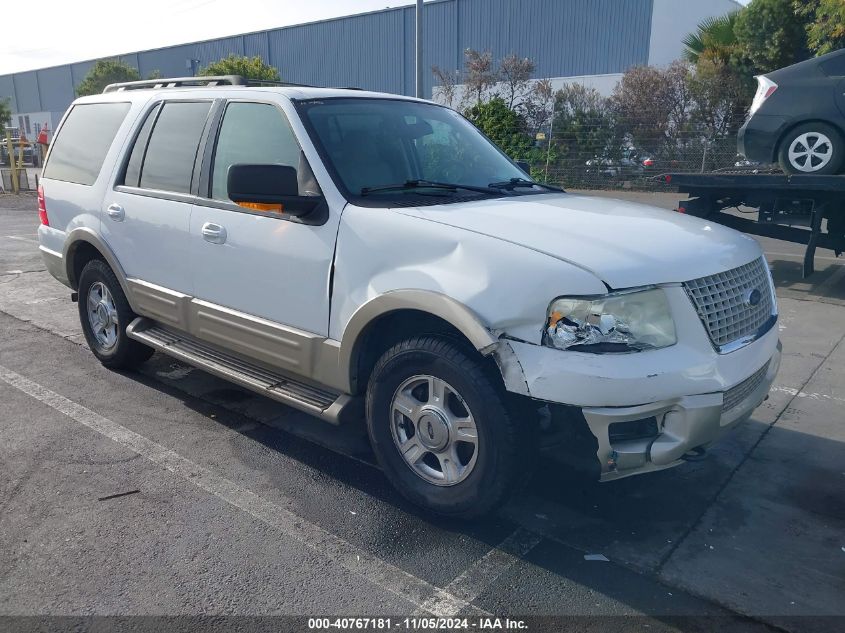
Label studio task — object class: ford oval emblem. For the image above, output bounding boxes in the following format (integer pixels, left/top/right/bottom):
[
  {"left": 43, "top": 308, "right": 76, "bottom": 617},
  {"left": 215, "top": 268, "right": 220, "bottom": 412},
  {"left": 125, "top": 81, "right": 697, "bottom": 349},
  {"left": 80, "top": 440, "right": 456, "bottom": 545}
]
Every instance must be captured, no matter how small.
[{"left": 743, "top": 288, "right": 762, "bottom": 308}]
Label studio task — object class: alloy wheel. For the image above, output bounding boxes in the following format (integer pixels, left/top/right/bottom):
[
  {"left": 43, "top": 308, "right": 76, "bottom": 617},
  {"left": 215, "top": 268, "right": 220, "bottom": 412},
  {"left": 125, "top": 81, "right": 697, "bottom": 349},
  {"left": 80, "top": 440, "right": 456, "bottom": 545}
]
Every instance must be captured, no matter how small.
[
  {"left": 389, "top": 374, "right": 479, "bottom": 486},
  {"left": 86, "top": 281, "right": 119, "bottom": 351}
]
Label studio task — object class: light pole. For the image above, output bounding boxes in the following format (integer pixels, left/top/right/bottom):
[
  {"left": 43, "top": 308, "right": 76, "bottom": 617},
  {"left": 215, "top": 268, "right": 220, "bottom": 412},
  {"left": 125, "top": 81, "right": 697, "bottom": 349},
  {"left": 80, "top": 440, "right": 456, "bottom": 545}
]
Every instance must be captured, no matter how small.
[{"left": 415, "top": 0, "right": 423, "bottom": 98}]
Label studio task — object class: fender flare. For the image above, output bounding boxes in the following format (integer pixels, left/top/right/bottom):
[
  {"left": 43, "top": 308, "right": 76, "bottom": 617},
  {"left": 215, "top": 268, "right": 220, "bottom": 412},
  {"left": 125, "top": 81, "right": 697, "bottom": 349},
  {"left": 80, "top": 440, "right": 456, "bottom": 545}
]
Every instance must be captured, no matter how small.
[
  {"left": 339, "top": 290, "right": 499, "bottom": 392},
  {"left": 63, "top": 228, "right": 137, "bottom": 311}
]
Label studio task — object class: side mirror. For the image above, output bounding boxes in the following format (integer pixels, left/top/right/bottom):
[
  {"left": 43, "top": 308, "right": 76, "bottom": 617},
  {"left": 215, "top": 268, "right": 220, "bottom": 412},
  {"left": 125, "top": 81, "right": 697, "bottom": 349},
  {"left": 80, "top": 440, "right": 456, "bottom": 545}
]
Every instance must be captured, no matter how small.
[
  {"left": 227, "top": 164, "right": 323, "bottom": 216},
  {"left": 516, "top": 160, "right": 530, "bottom": 174}
]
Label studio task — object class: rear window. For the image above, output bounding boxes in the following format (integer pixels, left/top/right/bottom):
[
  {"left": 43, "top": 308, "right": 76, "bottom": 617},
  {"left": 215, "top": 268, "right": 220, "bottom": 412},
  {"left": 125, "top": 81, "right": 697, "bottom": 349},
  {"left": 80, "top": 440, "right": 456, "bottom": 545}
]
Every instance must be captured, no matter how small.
[{"left": 43, "top": 102, "right": 130, "bottom": 185}]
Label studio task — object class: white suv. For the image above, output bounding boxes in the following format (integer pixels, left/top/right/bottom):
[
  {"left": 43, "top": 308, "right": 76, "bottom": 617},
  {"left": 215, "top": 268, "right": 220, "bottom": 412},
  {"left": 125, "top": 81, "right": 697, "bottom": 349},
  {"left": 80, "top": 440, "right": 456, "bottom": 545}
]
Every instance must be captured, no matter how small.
[{"left": 37, "top": 76, "right": 781, "bottom": 518}]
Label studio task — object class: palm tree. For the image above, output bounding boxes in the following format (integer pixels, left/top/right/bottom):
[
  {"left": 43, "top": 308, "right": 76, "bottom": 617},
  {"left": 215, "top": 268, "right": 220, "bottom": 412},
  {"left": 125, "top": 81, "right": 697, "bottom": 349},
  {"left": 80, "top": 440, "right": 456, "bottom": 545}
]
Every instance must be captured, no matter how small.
[{"left": 682, "top": 13, "right": 740, "bottom": 65}]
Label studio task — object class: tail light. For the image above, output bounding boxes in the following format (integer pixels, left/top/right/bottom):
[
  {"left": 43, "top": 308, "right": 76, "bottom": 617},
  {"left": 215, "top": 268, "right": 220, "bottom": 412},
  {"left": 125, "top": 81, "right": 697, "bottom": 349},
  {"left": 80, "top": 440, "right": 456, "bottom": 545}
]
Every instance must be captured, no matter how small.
[
  {"left": 749, "top": 76, "right": 778, "bottom": 117},
  {"left": 642, "top": 158, "right": 654, "bottom": 167},
  {"left": 37, "top": 185, "right": 49, "bottom": 226}
]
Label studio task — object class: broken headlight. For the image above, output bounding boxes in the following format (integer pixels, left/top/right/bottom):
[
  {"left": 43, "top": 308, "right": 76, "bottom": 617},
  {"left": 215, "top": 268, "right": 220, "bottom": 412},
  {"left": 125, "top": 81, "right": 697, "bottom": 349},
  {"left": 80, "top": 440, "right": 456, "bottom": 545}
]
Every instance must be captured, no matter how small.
[{"left": 544, "top": 288, "right": 676, "bottom": 352}]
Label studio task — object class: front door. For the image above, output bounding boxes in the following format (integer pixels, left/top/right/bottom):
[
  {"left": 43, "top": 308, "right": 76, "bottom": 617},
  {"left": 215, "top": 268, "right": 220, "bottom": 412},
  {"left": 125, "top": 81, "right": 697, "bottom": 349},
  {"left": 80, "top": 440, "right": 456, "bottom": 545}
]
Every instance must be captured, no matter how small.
[{"left": 188, "top": 99, "right": 339, "bottom": 375}]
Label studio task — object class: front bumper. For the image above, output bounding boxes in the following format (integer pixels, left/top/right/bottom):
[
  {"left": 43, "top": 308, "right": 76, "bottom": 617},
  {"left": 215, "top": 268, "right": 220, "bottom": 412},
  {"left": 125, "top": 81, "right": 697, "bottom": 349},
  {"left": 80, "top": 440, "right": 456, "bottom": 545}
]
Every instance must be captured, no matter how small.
[
  {"left": 583, "top": 341, "right": 780, "bottom": 481},
  {"left": 496, "top": 284, "right": 781, "bottom": 480}
]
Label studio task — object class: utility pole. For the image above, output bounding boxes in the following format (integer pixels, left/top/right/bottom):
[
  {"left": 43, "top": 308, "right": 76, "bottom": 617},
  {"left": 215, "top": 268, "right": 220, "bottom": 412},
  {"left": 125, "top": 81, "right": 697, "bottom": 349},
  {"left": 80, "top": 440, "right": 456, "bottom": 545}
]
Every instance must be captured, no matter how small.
[{"left": 415, "top": 0, "right": 424, "bottom": 98}]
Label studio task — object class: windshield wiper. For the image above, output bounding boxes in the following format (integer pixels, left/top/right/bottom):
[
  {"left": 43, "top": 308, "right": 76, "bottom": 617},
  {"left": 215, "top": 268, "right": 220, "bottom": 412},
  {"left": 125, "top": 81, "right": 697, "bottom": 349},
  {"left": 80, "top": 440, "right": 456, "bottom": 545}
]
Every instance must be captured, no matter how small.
[
  {"left": 360, "top": 180, "right": 500, "bottom": 196},
  {"left": 488, "top": 177, "right": 563, "bottom": 192}
]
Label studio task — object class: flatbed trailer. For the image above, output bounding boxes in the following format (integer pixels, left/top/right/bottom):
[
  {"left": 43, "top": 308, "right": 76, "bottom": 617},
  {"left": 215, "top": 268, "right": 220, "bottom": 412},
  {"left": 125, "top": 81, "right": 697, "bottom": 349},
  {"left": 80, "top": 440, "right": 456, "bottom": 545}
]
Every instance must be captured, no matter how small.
[{"left": 664, "top": 172, "right": 845, "bottom": 277}]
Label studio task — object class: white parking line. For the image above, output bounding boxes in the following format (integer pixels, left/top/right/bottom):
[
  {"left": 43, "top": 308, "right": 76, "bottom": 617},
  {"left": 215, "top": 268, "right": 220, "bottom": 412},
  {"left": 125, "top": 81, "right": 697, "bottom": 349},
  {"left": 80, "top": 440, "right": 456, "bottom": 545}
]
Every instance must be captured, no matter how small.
[
  {"left": 415, "top": 527, "right": 542, "bottom": 616},
  {"left": 0, "top": 364, "right": 488, "bottom": 618},
  {"left": 3, "top": 235, "right": 38, "bottom": 243}
]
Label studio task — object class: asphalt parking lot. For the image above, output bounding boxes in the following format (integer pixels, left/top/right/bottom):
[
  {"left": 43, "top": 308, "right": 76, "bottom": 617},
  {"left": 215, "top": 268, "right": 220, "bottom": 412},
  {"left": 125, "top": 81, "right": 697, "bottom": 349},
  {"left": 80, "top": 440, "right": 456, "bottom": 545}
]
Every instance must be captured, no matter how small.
[{"left": 1, "top": 191, "right": 843, "bottom": 632}]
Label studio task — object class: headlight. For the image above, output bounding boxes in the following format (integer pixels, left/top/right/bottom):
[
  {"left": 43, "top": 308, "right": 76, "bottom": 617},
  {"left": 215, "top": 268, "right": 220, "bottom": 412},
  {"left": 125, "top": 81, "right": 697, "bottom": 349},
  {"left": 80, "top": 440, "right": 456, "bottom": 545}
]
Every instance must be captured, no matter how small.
[{"left": 544, "top": 288, "right": 676, "bottom": 352}]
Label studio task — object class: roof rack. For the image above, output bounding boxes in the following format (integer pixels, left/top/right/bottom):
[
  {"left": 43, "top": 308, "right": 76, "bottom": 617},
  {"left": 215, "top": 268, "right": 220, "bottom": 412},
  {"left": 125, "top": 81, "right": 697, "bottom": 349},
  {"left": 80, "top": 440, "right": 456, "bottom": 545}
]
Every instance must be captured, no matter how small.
[{"left": 102, "top": 75, "right": 316, "bottom": 93}]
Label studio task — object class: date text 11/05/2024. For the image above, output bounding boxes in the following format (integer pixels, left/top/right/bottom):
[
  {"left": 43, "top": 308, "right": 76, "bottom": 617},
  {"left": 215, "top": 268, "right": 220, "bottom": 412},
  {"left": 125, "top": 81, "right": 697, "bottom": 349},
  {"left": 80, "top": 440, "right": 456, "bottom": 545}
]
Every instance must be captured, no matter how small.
[{"left": 307, "top": 617, "right": 528, "bottom": 630}]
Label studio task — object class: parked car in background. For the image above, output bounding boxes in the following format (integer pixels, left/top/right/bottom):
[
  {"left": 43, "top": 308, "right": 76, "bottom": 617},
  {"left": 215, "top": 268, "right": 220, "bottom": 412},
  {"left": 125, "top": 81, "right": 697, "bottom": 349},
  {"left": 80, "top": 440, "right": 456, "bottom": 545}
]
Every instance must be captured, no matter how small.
[
  {"left": 38, "top": 77, "right": 780, "bottom": 518},
  {"left": 0, "top": 139, "right": 36, "bottom": 167},
  {"left": 585, "top": 147, "right": 656, "bottom": 178},
  {"left": 739, "top": 47, "right": 845, "bottom": 175}
]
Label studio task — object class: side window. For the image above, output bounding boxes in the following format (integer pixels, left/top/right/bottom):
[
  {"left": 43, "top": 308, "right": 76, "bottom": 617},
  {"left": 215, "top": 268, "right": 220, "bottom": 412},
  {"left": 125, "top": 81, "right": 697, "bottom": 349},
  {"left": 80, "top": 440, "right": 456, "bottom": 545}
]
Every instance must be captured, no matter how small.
[
  {"left": 43, "top": 102, "right": 130, "bottom": 185},
  {"left": 211, "top": 102, "right": 319, "bottom": 202},
  {"left": 138, "top": 101, "right": 211, "bottom": 194},
  {"left": 122, "top": 104, "right": 159, "bottom": 188}
]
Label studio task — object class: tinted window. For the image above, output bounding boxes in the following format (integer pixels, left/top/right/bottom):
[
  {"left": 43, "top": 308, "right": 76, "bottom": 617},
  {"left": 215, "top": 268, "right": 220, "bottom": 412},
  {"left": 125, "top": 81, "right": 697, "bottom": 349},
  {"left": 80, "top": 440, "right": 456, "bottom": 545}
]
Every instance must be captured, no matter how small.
[
  {"left": 211, "top": 102, "right": 317, "bottom": 201},
  {"left": 123, "top": 105, "right": 159, "bottom": 188},
  {"left": 140, "top": 101, "right": 211, "bottom": 193},
  {"left": 43, "top": 102, "right": 130, "bottom": 185}
]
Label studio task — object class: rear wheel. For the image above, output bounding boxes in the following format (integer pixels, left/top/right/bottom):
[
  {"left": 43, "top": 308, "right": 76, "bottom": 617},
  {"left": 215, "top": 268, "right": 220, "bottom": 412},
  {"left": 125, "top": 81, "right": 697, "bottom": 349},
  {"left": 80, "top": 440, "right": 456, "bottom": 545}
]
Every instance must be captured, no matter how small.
[
  {"left": 366, "top": 336, "right": 523, "bottom": 519},
  {"left": 778, "top": 123, "right": 845, "bottom": 175},
  {"left": 77, "top": 259, "right": 154, "bottom": 369}
]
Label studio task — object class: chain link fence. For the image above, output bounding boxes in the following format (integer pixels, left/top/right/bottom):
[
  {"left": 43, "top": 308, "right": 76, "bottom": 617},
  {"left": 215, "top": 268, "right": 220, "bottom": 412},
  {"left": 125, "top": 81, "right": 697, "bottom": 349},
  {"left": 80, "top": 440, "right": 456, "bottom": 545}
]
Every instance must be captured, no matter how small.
[{"left": 491, "top": 126, "right": 775, "bottom": 191}]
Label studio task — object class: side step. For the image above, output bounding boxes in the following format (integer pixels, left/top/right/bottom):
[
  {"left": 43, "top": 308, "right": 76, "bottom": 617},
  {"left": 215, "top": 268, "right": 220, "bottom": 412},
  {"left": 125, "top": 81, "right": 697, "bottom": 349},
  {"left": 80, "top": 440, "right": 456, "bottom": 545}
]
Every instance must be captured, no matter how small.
[{"left": 127, "top": 318, "right": 357, "bottom": 425}]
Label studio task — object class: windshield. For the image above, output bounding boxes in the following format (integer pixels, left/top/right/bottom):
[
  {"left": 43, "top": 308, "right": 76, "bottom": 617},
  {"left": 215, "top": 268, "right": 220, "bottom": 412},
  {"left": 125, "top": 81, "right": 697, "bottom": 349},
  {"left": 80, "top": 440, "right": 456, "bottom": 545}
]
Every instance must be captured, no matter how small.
[{"left": 297, "top": 98, "right": 531, "bottom": 201}]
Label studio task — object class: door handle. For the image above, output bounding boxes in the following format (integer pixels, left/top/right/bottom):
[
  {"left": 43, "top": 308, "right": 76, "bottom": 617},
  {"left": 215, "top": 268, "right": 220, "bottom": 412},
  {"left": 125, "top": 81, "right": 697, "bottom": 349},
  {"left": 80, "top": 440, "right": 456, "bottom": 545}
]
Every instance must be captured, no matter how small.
[
  {"left": 201, "top": 222, "right": 227, "bottom": 244},
  {"left": 107, "top": 203, "right": 125, "bottom": 221}
]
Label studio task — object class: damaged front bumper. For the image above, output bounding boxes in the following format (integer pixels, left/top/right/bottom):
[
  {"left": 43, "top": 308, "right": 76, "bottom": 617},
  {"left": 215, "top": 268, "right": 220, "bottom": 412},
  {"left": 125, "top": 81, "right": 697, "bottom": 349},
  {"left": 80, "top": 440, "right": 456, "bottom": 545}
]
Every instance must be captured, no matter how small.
[
  {"left": 496, "top": 307, "right": 782, "bottom": 480},
  {"left": 583, "top": 341, "right": 780, "bottom": 480}
]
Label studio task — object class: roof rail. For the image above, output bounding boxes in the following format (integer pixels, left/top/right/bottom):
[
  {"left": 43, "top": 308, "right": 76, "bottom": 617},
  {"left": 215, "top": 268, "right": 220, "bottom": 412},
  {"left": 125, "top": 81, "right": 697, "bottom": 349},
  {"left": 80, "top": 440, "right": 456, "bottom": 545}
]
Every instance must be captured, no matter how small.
[{"left": 102, "top": 75, "right": 315, "bottom": 93}]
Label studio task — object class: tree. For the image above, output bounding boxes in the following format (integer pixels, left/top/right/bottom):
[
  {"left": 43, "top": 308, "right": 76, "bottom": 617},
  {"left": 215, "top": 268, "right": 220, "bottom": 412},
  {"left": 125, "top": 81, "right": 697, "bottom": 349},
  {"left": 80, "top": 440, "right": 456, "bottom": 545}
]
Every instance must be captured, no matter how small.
[
  {"left": 498, "top": 54, "right": 535, "bottom": 109},
  {"left": 689, "top": 59, "right": 749, "bottom": 139},
  {"left": 611, "top": 61, "right": 704, "bottom": 158},
  {"left": 795, "top": 0, "right": 845, "bottom": 56},
  {"left": 551, "top": 83, "right": 619, "bottom": 165},
  {"left": 464, "top": 97, "right": 533, "bottom": 160},
  {"left": 682, "top": 13, "right": 741, "bottom": 66},
  {"left": 521, "top": 78, "right": 554, "bottom": 137},
  {"left": 463, "top": 49, "right": 498, "bottom": 106},
  {"left": 431, "top": 65, "right": 460, "bottom": 108},
  {"left": 734, "top": 0, "right": 808, "bottom": 72},
  {"left": 199, "top": 55, "right": 280, "bottom": 81},
  {"left": 76, "top": 60, "right": 140, "bottom": 96},
  {"left": 0, "top": 98, "right": 11, "bottom": 131}
]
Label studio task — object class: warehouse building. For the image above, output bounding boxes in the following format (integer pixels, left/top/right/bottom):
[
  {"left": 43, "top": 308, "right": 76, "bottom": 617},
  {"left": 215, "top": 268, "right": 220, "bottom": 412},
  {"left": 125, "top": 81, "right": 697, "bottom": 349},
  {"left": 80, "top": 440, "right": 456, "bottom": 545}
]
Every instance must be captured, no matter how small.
[{"left": 0, "top": 0, "right": 738, "bottom": 142}]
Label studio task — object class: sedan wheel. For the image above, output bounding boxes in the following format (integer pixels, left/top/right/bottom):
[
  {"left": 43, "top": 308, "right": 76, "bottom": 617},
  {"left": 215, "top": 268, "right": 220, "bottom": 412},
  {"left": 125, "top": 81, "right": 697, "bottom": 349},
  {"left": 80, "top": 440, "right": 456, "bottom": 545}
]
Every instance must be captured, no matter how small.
[
  {"left": 778, "top": 123, "right": 845, "bottom": 175},
  {"left": 787, "top": 132, "right": 833, "bottom": 173}
]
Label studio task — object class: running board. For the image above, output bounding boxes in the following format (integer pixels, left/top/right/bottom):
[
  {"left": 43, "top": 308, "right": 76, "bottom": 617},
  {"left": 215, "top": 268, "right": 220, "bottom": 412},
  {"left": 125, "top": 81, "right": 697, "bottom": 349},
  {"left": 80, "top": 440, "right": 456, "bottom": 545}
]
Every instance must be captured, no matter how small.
[{"left": 127, "top": 317, "right": 355, "bottom": 425}]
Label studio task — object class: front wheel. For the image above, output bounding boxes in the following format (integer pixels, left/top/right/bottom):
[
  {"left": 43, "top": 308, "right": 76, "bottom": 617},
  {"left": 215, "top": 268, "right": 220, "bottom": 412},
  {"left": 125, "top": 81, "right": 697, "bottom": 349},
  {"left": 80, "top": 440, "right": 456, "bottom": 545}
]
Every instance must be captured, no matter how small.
[
  {"left": 366, "top": 336, "right": 523, "bottom": 519},
  {"left": 77, "top": 259, "right": 154, "bottom": 369},
  {"left": 778, "top": 123, "right": 845, "bottom": 175}
]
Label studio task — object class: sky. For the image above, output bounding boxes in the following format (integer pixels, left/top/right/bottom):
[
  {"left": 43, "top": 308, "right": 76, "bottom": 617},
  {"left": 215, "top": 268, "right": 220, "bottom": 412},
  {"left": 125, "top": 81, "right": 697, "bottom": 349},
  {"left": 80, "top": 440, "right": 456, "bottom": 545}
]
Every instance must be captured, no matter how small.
[
  {"left": 0, "top": 0, "right": 406, "bottom": 74},
  {"left": 2, "top": 0, "right": 753, "bottom": 75}
]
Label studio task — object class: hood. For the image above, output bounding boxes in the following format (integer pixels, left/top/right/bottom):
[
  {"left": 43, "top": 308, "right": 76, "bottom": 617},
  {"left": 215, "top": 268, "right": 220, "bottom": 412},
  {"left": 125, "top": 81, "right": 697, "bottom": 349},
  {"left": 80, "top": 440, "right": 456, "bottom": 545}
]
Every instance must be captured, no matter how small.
[{"left": 396, "top": 193, "right": 762, "bottom": 289}]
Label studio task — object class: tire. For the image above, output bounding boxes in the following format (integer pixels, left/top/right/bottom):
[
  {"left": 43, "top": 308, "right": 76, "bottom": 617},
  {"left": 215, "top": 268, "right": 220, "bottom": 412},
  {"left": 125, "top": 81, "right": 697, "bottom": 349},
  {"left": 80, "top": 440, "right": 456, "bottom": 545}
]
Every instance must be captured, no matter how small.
[
  {"left": 365, "top": 336, "right": 523, "bottom": 519},
  {"left": 778, "top": 122, "right": 845, "bottom": 175},
  {"left": 77, "top": 259, "right": 154, "bottom": 369}
]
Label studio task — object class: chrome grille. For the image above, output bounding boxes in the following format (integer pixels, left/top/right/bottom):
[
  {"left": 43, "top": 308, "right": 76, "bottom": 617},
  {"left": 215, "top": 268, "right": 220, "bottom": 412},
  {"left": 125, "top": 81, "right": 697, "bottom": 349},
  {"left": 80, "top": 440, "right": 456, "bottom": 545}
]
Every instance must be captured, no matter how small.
[
  {"left": 723, "top": 361, "right": 770, "bottom": 412},
  {"left": 684, "top": 257, "right": 775, "bottom": 351}
]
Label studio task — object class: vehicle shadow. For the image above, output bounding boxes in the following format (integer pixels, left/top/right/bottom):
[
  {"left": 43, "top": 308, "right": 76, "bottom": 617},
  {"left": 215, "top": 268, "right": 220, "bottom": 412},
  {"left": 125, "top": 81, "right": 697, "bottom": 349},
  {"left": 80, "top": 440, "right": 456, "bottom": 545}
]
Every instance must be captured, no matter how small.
[
  {"left": 118, "top": 353, "right": 844, "bottom": 628},
  {"left": 768, "top": 256, "right": 845, "bottom": 304}
]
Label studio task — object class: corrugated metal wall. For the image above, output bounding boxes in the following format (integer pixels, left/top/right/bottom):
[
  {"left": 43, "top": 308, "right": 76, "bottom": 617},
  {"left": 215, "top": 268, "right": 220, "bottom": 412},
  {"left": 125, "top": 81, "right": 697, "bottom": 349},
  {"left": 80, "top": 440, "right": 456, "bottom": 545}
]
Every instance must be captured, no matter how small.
[{"left": 0, "top": 0, "right": 654, "bottom": 117}]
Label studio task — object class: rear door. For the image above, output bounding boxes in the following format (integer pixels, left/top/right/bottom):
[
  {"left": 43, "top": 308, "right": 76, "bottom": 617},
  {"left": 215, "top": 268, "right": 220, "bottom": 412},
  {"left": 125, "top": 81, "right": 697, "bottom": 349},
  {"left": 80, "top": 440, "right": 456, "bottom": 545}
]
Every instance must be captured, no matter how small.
[{"left": 103, "top": 99, "right": 213, "bottom": 299}]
